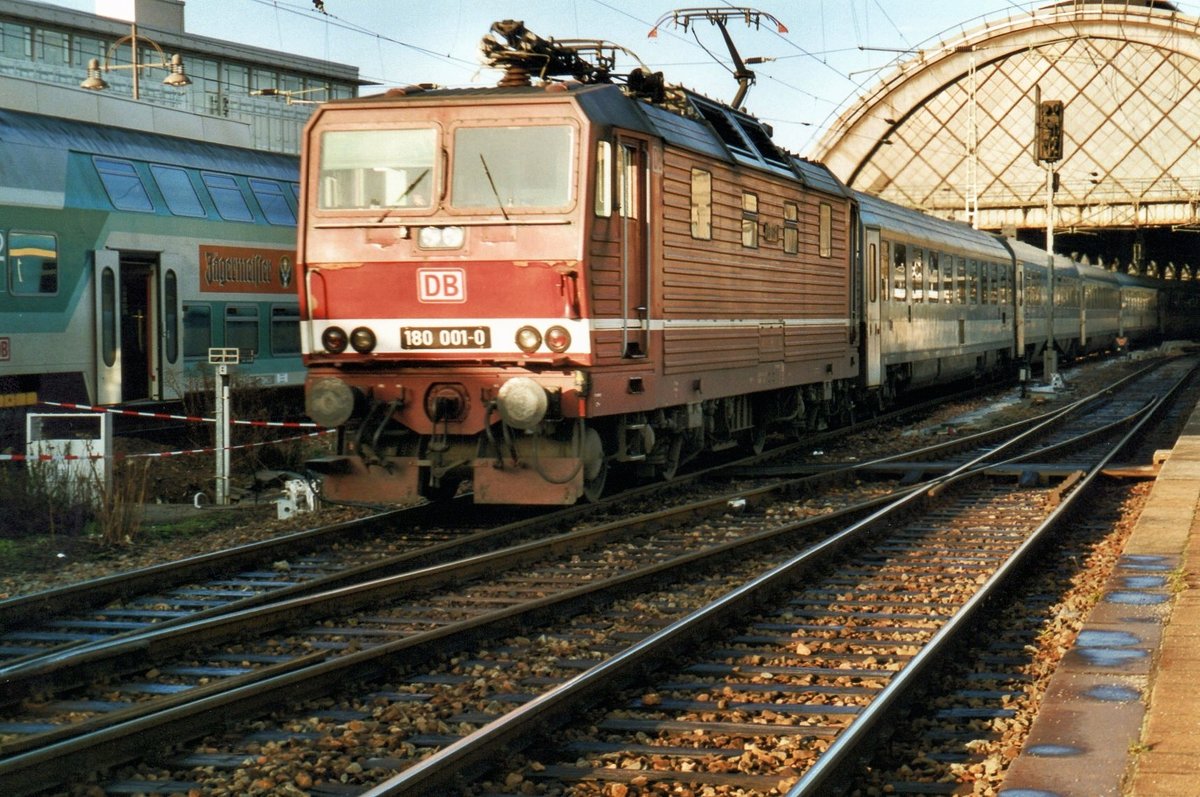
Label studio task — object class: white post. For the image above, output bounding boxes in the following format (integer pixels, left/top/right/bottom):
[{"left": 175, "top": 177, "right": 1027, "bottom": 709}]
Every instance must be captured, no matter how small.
[{"left": 209, "top": 348, "right": 239, "bottom": 505}]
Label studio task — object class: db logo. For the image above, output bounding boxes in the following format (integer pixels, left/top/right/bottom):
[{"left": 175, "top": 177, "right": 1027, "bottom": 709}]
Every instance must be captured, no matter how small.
[{"left": 418, "top": 268, "right": 466, "bottom": 303}]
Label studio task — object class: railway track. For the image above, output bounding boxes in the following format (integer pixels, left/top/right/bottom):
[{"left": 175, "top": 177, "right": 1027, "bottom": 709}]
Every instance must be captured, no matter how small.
[
  {"left": 361, "top": 357, "right": 1198, "bottom": 796},
  {"left": 0, "top": 375, "right": 1020, "bottom": 672},
  {"left": 0, "top": 357, "right": 1188, "bottom": 794}
]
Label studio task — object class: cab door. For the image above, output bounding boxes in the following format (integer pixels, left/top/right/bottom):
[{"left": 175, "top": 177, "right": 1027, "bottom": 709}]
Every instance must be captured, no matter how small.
[{"left": 617, "top": 136, "right": 649, "bottom": 358}]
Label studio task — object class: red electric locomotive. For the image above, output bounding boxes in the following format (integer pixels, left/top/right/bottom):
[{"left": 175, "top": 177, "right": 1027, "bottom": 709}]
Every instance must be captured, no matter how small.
[{"left": 299, "top": 21, "right": 861, "bottom": 504}]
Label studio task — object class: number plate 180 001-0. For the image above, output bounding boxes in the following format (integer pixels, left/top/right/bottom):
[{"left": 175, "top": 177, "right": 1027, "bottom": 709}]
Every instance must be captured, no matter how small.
[{"left": 400, "top": 326, "right": 491, "bottom": 349}]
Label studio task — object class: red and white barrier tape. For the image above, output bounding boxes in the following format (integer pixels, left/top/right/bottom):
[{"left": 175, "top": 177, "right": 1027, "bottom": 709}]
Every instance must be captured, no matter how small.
[
  {"left": 41, "top": 401, "right": 323, "bottom": 429},
  {"left": 0, "top": 429, "right": 331, "bottom": 462}
]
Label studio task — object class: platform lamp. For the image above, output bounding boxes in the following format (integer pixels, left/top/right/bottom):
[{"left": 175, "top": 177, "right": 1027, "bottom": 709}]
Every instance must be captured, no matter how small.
[{"left": 80, "top": 23, "right": 191, "bottom": 100}]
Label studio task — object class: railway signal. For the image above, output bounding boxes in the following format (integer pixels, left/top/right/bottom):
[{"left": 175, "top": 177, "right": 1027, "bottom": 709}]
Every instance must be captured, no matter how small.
[{"left": 1036, "top": 100, "right": 1064, "bottom": 163}]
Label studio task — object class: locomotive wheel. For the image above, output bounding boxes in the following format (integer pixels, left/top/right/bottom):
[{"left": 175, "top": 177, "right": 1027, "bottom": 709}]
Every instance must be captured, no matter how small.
[{"left": 582, "top": 427, "right": 608, "bottom": 502}]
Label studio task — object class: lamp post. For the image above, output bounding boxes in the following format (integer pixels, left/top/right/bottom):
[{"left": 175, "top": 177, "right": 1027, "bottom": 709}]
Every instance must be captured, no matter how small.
[{"left": 80, "top": 23, "right": 191, "bottom": 100}]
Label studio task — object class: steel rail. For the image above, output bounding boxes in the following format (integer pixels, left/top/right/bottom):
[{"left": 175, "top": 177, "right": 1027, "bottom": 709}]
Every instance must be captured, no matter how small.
[{"left": 359, "top": 360, "right": 1192, "bottom": 796}]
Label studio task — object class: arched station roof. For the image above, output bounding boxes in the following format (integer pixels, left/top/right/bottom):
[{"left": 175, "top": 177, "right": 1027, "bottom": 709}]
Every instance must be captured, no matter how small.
[{"left": 812, "top": 1, "right": 1200, "bottom": 254}]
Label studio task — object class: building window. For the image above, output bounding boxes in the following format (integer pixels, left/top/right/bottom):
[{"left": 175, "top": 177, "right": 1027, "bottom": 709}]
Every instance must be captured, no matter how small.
[
  {"left": 742, "top": 192, "right": 758, "bottom": 248},
  {"left": 783, "top": 201, "right": 799, "bottom": 254},
  {"left": 819, "top": 202, "right": 832, "bottom": 258},
  {"left": 690, "top": 169, "right": 712, "bottom": 239},
  {"left": 163, "top": 270, "right": 179, "bottom": 364}
]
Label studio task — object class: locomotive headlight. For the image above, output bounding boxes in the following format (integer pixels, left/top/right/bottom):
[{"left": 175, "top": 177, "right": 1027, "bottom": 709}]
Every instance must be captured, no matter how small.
[
  {"left": 497, "top": 376, "right": 549, "bottom": 430},
  {"left": 417, "top": 225, "right": 465, "bottom": 249},
  {"left": 350, "top": 326, "right": 377, "bottom": 353},
  {"left": 321, "top": 326, "right": 348, "bottom": 353},
  {"left": 515, "top": 325, "right": 542, "bottom": 353},
  {"left": 544, "top": 325, "right": 571, "bottom": 353}
]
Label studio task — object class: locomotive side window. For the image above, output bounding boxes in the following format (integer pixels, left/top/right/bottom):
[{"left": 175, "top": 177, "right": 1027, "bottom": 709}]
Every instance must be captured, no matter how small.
[
  {"left": 819, "top": 203, "right": 832, "bottom": 258},
  {"left": 690, "top": 169, "right": 712, "bottom": 239},
  {"left": 150, "top": 165, "right": 205, "bottom": 218},
  {"left": 183, "top": 304, "right": 212, "bottom": 359},
  {"left": 202, "top": 173, "right": 254, "bottom": 222},
  {"left": 892, "top": 243, "right": 907, "bottom": 302},
  {"left": 741, "top": 192, "right": 758, "bottom": 248},
  {"left": 319, "top": 128, "right": 436, "bottom": 210},
  {"left": 619, "top": 144, "right": 638, "bottom": 219},
  {"left": 94, "top": 157, "right": 153, "bottom": 212},
  {"left": 452, "top": 125, "right": 573, "bottom": 210},
  {"left": 595, "top": 141, "right": 612, "bottom": 217},
  {"left": 783, "top": 201, "right": 799, "bottom": 254},
  {"left": 8, "top": 232, "right": 57, "bottom": 295}
]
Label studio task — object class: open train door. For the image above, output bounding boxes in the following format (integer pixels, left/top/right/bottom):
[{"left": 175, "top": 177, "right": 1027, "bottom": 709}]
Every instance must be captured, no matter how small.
[
  {"left": 93, "top": 250, "right": 123, "bottom": 404},
  {"left": 863, "top": 227, "right": 882, "bottom": 388},
  {"left": 157, "top": 256, "right": 183, "bottom": 400}
]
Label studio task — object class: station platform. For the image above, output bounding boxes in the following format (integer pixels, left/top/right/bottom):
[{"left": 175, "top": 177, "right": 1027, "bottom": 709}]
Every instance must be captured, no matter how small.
[{"left": 1000, "top": 399, "right": 1200, "bottom": 796}]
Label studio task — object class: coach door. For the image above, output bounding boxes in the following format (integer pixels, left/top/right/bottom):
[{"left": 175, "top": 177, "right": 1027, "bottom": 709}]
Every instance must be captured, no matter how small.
[
  {"left": 94, "top": 251, "right": 168, "bottom": 403},
  {"left": 864, "top": 228, "right": 882, "bottom": 387},
  {"left": 617, "top": 137, "right": 650, "bottom": 358}
]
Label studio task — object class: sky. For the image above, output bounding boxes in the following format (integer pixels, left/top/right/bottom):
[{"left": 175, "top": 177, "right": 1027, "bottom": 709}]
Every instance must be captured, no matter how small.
[{"left": 39, "top": 0, "right": 1200, "bottom": 156}]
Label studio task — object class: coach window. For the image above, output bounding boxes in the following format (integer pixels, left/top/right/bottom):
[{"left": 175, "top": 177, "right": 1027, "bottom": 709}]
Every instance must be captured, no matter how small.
[
  {"left": 100, "top": 266, "right": 116, "bottom": 367},
  {"left": 150, "top": 165, "right": 205, "bottom": 218},
  {"left": 225, "top": 304, "right": 260, "bottom": 357},
  {"left": 271, "top": 305, "right": 301, "bottom": 355},
  {"left": 164, "top": 270, "right": 179, "bottom": 364},
  {"left": 741, "top": 192, "right": 759, "bottom": 248},
  {"left": 95, "top": 157, "right": 153, "bottom": 212},
  {"left": 892, "top": 243, "right": 907, "bottom": 302},
  {"left": 783, "top": 201, "right": 799, "bottom": 254},
  {"left": 928, "top": 252, "right": 940, "bottom": 302},
  {"left": 941, "top": 254, "right": 954, "bottom": 303},
  {"left": 911, "top": 249, "right": 924, "bottom": 302},
  {"left": 9, "top": 232, "right": 57, "bottom": 295},
  {"left": 968, "top": 260, "right": 980, "bottom": 304},
  {"left": 183, "top": 304, "right": 212, "bottom": 359},
  {"left": 819, "top": 203, "right": 832, "bottom": 258},
  {"left": 956, "top": 257, "right": 967, "bottom": 303},
  {"left": 690, "top": 169, "right": 712, "bottom": 239},
  {"left": 202, "top": 173, "right": 254, "bottom": 222},
  {"left": 595, "top": 142, "right": 612, "bottom": 217},
  {"left": 868, "top": 242, "right": 878, "bottom": 303},
  {"left": 249, "top": 179, "right": 296, "bottom": 225}
]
